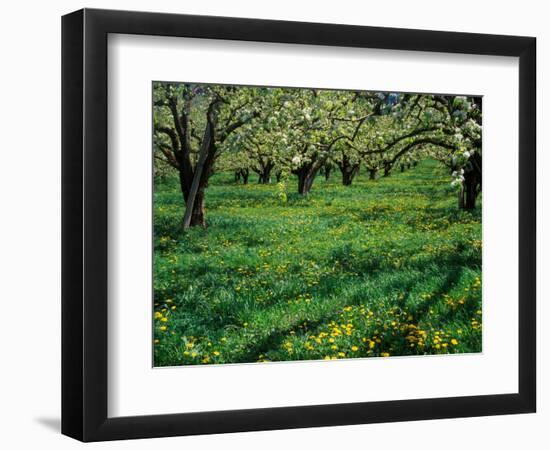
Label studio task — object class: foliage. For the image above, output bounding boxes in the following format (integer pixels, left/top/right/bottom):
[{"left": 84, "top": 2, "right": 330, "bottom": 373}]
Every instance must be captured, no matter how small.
[{"left": 153, "top": 83, "right": 483, "bottom": 228}]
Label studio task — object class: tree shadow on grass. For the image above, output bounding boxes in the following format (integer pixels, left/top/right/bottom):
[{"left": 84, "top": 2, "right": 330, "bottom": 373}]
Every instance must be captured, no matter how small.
[{"left": 233, "top": 316, "right": 330, "bottom": 363}]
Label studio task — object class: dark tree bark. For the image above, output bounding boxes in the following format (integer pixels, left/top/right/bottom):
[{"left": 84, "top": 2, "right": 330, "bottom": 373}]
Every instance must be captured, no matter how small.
[
  {"left": 189, "top": 188, "right": 206, "bottom": 227},
  {"left": 400, "top": 164, "right": 405, "bottom": 172},
  {"left": 368, "top": 168, "right": 377, "bottom": 180},
  {"left": 179, "top": 167, "right": 209, "bottom": 227},
  {"left": 341, "top": 164, "right": 360, "bottom": 185},
  {"left": 323, "top": 165, "right": 332, "bottom": 181},
  {"left": 275, "top": 171, "right": 282, "bottom": 183},
  {"left": 258, "top": 162, "right": 274, "bottom": 184},
  {"left": 240, "top": 168, "right": 249, "bottom": 185},
  {"left": 295, "top": 164, "right": 319, "bottom": 195},
  {"left": 338, "top": 154, "right": 360, "bottom": 186},
  {"left": 383, "top": 161, "right": 392, "bottom": 177},
  {"left": 458, "top": 152, "right": 481, "bottom": 210},
  {"left": 155, "top": 85, "right": 259, "bottom": 228}
]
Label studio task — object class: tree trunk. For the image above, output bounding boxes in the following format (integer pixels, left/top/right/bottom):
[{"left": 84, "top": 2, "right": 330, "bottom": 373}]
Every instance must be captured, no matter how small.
[
  {"left": 461, "top": 173, "right": 479, "bottom": 210},
  {"left": 179, "top": 169, "right": 207, "bottom": 227},
  {"left": 297, "top": 167, "right": 316, "bottom": 195},
  {"left": 182, "top": 142, "right": 210, "bottom": 229},
  {"left": 241, "top": 169, "right": 249, "bottom": 185},
  {"left": 458, "top": 153, "right": 482, "bottom": 210},
  {"left": 258, "top": 165, "right": 273, "bottom": 184},
  {"left": 341, "top": 165, "right": 359, "bottom": 186},
  {"left": 400, "top": 164, "right": 405, "bottom": 172},
  {"left": 190, "top": 188, "right": 206, "bottom": 227},
  {"left": 338, "top": 156, "right": 359, "bottom": 186},
  {"left": 324, "top": 166, "right": 332, "bottom": 181},
  {"left": 182, "top": 101, "right": 218, "bottom": 229},
  {"left": 297, "top": 171, "right": 308, "bottom": 195},
  {"left": 275, "top": 171, "right": 282, "bottom": 183},
  {"left": 234, "top": 171, "right": 241, "bottom": 182},
  {"left": 368, "top": 169, "right": 377, "bottom": 180},
  {"left": 383, "top": 162, "right": 392, "bottom": 177}
]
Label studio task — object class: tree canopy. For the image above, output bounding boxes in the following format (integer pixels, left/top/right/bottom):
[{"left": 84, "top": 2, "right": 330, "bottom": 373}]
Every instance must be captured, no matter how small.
[{"left": 153, "top": 82, "right": 482, "bottom": 227}]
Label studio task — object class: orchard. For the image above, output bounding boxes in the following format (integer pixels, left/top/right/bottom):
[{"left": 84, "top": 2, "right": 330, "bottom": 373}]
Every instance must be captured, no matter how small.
[{"left": 152, "top": 82, "right": 482, "bottom": 366}]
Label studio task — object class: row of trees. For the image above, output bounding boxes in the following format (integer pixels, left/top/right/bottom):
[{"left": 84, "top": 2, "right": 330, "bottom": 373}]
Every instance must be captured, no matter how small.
[{"left": 153, "top": 82, "right": 482, "bottom": 227}]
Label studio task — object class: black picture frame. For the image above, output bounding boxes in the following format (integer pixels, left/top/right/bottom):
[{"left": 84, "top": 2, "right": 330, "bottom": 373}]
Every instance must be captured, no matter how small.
[{"left": 62, "top": 8, "right": 536, "bottom": 442}]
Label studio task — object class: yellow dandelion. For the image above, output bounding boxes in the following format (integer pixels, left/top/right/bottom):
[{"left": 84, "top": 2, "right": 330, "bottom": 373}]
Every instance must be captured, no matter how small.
[{"left": 351, "top": 346, "right": 359, "bottom": 352}]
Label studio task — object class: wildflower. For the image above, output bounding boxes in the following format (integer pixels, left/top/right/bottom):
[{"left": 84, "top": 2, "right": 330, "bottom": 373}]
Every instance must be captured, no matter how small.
[
  {"left": 159, "top": 326, "right": 167, "bottom": 331},
  {"left": 451, "top": 339, "right": 458, "bottom": 345},
  {"left": 351, "top": 346, "right": 359, "bottom": 352},
  {"left": 381, "top": 352, "right": 390, "bottom": 357}
]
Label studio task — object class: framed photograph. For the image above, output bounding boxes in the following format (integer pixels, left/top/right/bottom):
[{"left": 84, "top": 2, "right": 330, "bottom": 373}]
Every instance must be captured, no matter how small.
[{"left": 62, "top": 8, "right": 536, "bottom": 441}]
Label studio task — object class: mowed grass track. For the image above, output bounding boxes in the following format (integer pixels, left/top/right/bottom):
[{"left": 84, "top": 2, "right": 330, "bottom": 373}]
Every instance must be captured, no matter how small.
[{"left": 153, "top": 159, "right": 482, "bottom": 366}]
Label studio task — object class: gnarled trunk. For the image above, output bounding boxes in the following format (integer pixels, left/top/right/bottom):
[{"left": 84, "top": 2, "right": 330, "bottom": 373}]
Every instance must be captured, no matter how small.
[
  {"left": 190, "top": 189, "right": 206, "bottom": 227},
  {"left": 458, "top": 152, "right": 482, "bottom": 210},
  {"left": 459, "top": 172, "right": 480, "bottom": 210},
  {"left": 296, "top": 165, "right": 318, "bottom": 195},
  {"left": 179, "top": 169, "right": 207, "bottom": 227},
  {"left": 338, "top": 155, "right": 360, "bottom": 186},
  {"left": 341, "top": 164, "right": 360, "bottom": 186},
  {"left": 258, "top": 169, "right": 272, "bottom": 184}
]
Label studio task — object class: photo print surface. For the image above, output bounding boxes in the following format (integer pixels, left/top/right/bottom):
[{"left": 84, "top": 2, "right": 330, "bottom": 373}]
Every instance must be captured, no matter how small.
[{"left": 152, "top": 82, "right": 482, "bottom": 367}]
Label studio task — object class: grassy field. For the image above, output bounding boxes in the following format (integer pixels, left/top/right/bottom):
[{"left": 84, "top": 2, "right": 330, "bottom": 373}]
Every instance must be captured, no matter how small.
[{"left": 153, "top": 159, "right": 482, "bottom": 366}]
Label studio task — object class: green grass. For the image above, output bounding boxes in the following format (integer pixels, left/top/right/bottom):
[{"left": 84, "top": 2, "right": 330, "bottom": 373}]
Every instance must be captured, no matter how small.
[{"left": 153, "top": 159, "right": 482, "bottom": 366}]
